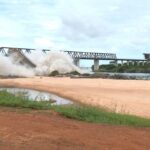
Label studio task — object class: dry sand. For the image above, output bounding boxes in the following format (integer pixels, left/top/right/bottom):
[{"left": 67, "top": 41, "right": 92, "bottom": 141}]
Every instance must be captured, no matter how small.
[{"left": 0, "top": 77, "right": 150, "bottom": 118}]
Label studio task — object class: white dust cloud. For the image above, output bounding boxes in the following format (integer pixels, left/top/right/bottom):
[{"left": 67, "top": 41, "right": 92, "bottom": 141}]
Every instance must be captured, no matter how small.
[
  {"left": 0, "top": 50, "right": 82, "bottom": 77},
  {"left": 0, "top": 55, "right": 34, "bottom": 77},
  {"left": 35, "top": 51, "right": 82, "bottom": 75}
]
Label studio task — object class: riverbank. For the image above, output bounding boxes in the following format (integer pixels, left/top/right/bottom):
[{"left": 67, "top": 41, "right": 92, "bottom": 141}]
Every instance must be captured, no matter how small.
[
  {"left": 0, "top": 77, "right": 150, "bottom": 118},
  {"left": 1, "top": 90, "right": 149, "bottom": 127}
]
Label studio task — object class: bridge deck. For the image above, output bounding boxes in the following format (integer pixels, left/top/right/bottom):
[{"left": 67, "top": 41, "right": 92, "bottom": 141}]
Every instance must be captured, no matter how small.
[{"left": 0, "top": 47, "right": 149, "bottom": 62}]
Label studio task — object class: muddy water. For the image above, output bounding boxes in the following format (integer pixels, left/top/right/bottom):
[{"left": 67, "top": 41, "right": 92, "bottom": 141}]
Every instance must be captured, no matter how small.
[{"left": 0, "top": 88, "right": 73, "bottom": 105}]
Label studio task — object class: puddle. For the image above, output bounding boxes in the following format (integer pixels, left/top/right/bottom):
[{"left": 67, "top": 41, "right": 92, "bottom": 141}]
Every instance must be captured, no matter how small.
[{"left": 0, "top": 88, "right": 74, "bottom": 105}]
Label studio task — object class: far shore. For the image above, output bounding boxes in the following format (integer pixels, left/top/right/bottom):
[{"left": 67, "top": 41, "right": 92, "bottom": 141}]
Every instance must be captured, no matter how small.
[{"left": 0, "top": 77, "right": 150, "bottom": 118}]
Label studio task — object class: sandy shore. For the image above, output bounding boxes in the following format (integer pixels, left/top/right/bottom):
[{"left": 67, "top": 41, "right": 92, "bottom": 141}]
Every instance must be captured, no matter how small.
[{"left": 0, "top": 77, "right": 150, "bottom": 118}]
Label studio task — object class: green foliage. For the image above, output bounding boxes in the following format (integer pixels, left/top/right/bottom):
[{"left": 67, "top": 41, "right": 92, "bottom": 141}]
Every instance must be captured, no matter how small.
[
  {"left": 53, "top": 105, "right": 150, "bottom": 127},
  {"left": 0, "top": 91, "right": 150, "bottom": 127},
  {"left": 49, "top": 70, "right": 59, "bottom": 76},
  {"left": 100, "top": 64, "right": 117, "bottom": 72},
  {"left": 0, "top": 91, "right": 51, "bottom": 110},
  {"left": 98, "top": 63, "right": 150, "bottom": 73},
  {"left": 69, "top": 71, "right": 80, "bottom": 75}
]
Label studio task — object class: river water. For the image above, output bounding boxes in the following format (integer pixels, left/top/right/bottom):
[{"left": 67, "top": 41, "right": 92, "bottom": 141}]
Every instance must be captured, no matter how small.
[{"left": 0, "top": 88, "right": 73, "bottom": 105}]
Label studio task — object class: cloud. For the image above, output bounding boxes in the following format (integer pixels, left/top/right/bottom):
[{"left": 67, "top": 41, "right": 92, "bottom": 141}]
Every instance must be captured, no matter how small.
[
  {"left": 0, "top": 0, "right": 150, "bottom": 58},
  {"left": 34, "top": 37, "right": 55, "bottom": 48}
]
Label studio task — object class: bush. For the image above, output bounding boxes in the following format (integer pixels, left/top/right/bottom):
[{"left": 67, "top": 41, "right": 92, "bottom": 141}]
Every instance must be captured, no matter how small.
[
  {"left": 69, "top": 71, "right": 80, "bottom": 75},
  {"left": 49, "top": 71, "right": 59, "bottom": 76}
]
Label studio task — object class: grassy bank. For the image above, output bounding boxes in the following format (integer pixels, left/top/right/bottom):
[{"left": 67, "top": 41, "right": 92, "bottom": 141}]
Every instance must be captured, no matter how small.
[
  {"left": 0, "top": 90, "right": 150, "bottom": 127},
  {"left": 0, "top": 91, "right": 51, "bottom": 110},
  {"left": 53, "top": 105, "right": 150, "bottom": 127}
]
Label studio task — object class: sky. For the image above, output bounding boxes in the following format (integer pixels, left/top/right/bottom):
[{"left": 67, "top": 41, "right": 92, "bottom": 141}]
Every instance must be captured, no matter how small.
[{"left": 0, "top": 0, "right": 150, "bottom": 60}]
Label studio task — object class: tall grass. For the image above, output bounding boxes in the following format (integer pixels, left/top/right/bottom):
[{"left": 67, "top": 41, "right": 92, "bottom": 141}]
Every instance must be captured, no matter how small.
[{"left": 53, "top": 105, "right": 150, "bottom": 127}]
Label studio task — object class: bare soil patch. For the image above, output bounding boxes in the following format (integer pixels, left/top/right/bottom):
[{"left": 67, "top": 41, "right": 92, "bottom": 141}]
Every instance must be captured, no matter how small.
[{"left": 0, "top": 108, "right": 149, "bottom": 150}]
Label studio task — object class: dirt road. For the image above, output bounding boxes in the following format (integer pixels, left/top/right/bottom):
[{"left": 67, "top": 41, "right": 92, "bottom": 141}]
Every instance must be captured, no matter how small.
[
  {"left": 0, "top": 109, "right": 149, "bottom": 150},
  {"left": 0, "top": 77, "right": 150, "bottom": 117}
]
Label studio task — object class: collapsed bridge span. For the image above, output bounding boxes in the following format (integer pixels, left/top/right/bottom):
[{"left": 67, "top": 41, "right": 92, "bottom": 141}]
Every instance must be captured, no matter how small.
[{"left": 0, "top": 47, "right": 36, "bottom": 68}]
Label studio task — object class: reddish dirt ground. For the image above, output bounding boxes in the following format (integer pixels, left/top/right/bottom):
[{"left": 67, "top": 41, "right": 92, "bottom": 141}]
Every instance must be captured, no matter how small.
[{"left": 0, "top": 109, "right": 149, "bottom": 150}]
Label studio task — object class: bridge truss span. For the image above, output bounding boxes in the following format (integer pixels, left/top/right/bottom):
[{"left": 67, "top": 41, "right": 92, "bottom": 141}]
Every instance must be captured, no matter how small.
[
  {"left": 0, "top": 47, "right": 36, "bottom": 68},
  {"left": 65, "top": 51, "right": 117, "bottom": 60},
  {"left": 1, "top": 46, "right": 149, "bottom": 71}
]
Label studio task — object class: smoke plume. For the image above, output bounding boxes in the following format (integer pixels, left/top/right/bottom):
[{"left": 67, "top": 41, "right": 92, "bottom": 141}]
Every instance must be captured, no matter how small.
[
  {"left": 35, "top": 51, "right": 82, "bottom": 75},
  {"left": 0, "top": 50, "right": 82, "bottom": 77},
  {"left": 0, "top": 55, "right": 34, "bottom": 77}
]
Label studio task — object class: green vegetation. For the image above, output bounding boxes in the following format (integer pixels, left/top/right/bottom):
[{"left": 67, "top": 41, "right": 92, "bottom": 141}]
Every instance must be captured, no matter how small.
[
  {"left": 49, "top": 70, "right": 81, "bottom": 76},
  {"left": 0, "top": 91, "right": 51, "bottom": 110},
  {"left": 53, "top": 105, "right": 150, "bottom": 127},
  {"left": 68, "top": 71, "right": 81, "bottom": 75},
  {"left": 0, "top": 90, "right": 150, "bottom": 127},
  {"left": 92, "top": 63, "right": 150, "bottom": 73},
  {"left": 49, "top": 70, "right": 59, "bottom": 76}
]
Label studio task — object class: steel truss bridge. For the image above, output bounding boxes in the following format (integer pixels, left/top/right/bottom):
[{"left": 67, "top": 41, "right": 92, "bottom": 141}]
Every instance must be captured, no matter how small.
[
  {"left": 0, "top": 47, "right": 117, "bottom": 60},
  {"left": 0, "top": 47, "right": 149, "bottom": 70}
]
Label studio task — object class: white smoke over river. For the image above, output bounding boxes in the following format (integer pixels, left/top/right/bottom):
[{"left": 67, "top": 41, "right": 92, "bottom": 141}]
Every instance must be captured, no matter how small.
[{"left": 0, "top": 51, "right": 82, "bottom": 77}]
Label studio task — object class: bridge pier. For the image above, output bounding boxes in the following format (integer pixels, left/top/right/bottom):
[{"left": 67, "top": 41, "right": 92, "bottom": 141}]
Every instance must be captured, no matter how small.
[
  {"left": 114, "top": 60, "right": 118, "bottom": 66},
  {"left": 74, "top": 59, "right": 80, "bottom": 67},
  {"left": 142, "top": 61, "right": 145, "bottom": 66},
  {"left": 94, "top": 59, "right": 99, "bottom": 71},
  {"left": 128, "top": 61, "right": 132, "bottom": 66},
  {"left": 134, "top": 61, "right": 137, "bottom": 66},
  {"left": 131, "top": 61, "right": 135, "bottom": 66},
  {"left": 137, "top": 61, "right": 141, "bottom": 66},
  {"left": 121, "top": 60, "right": 124, "bottom": 66},
  {"left": 127, "top": 60, "right": 130, "bottom": 66},
  {"left": 145, "top": 61, "right": 149, "bottom": 65}
]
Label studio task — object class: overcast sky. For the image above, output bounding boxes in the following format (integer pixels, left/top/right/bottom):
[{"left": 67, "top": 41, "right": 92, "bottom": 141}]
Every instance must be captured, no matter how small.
[{"left": 0, "top": 0, "right": 150, "bottom": 58}]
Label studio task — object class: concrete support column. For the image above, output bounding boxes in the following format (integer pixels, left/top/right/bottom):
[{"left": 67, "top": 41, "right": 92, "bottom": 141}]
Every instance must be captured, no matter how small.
[
  {"left": 142, "top": 62, "right": 145, "bottom": 66},
  {"left": 137, "top": 61, "right": 142, "bottom": 66},
  {"left": 139, "top": 62, "right": 142, "bottom": 66},
  {"left": 129, "top": 61, "right": 132, "bottom": 66},
  {"left": 134, "top": 61, "right": 137, "bottom": 66},
  {"left": 145, "top": 61, "right": 149, "bottom": 65},
  {"left": 115, "top": 60, "right": 118, "bottom": 66},
  {"left": 132, "top": 61, "right": 135, "bottom": 66},
  {"left": 74, "top": 59, "right": 80, "bottom": 67},
  {"left": 127, "top": 61, "right": 130, "bottom": 66},
  {"left": 94, "top": 59, "right": 99, "bottom": 71},
  {"left": 121, "top": 60, "right": 124, "bottom": 66}
]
